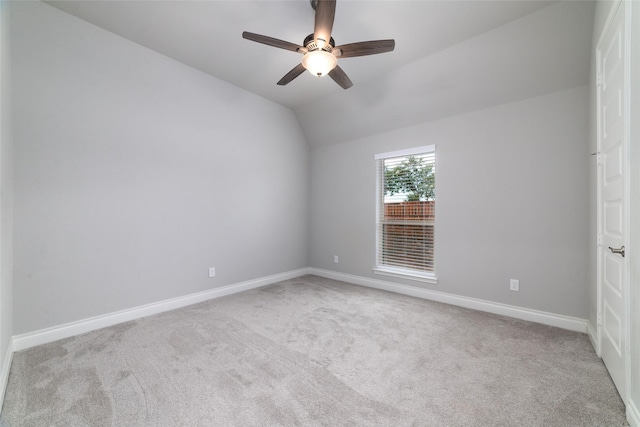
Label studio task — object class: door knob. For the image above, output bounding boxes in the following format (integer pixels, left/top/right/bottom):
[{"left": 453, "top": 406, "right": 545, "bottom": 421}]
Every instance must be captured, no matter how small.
[{"left": 608, "top": 245, "right": 625, "bottom": 257}]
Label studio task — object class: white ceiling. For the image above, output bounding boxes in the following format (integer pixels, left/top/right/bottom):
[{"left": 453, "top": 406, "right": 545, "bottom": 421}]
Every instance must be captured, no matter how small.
[{"left": 45, "top": 0, "right": 595, "bottom": 147}]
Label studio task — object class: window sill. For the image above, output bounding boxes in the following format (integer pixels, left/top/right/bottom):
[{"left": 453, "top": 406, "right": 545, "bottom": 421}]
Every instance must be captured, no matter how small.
[{"left": 373, "top": 266, "right": 438, "bottom": 285}]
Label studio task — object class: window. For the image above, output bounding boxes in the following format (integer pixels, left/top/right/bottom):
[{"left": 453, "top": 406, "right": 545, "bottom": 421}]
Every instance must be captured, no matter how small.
[{"left": 374, "top": 146, "right": 436, "bottom": 283}]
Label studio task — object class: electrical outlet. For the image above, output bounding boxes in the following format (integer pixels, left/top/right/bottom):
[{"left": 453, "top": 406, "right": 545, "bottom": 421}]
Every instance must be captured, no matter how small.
[
  {"left": 209, "top": 267, "right": 216, "bottom": 278},
  {"left": 334, "top": 255, "right": 339, "bottom": 264},
  {"left": 509, "top": 279, "right": 519, "bottom": 292}
]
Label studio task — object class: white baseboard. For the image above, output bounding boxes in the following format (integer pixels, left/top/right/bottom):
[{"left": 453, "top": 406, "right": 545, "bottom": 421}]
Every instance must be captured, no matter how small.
[
  {"left": 12, "top": 268, "right": 310, "bottom": 352},
  {"left": 0, "top": 337, "right": 14, "bottom": 413},
  {"left": 308, "top": 268, "right": 588, "bottom": 333},
  {"left": 8, "top": 267, "right": 591, "bottom": 351},
  {"left": 628, "top": 399, "right": 640, "bottom": 427},
  {"left": 586, "top": 321, "right": 600, "bottom": 355}
]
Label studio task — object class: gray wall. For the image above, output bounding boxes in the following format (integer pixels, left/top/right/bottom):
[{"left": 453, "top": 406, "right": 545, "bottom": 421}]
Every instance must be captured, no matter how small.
[
  {"left": 0, "top": 0, "right": 14, "bottom": 374},
  {"left": 11, "top": 1, "right": 309, "bottom": 334},
  {"left": 310, "top": 86, "right": 590, "bottom": 318}
]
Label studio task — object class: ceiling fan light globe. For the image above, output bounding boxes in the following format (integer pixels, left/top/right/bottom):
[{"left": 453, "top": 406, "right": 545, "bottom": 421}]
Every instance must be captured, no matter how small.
[{"left": 301, "top": 50, "right": 337, "bottom": 77}]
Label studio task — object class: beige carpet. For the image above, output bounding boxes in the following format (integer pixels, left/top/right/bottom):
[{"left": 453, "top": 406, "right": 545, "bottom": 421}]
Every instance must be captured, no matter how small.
[{"left": 1, "top": 275, "right": 628, "bottom": 426}]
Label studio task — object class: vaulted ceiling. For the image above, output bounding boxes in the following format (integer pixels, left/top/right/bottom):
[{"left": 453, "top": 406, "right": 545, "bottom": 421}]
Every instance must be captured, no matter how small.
[{"left": 46, "top": 0, "right": 595, "bottom": 147}]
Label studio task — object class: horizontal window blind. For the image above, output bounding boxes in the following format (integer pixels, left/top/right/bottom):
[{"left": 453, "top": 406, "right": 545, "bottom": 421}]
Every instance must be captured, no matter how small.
[{"left": 376, "top": 147, "right": 435, "bottom": 275}]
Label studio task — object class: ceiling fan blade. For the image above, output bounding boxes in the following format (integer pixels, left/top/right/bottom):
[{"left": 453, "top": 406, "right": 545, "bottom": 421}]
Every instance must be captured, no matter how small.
[
  {"left": 334, "top": 40, "right": 395, "bottom": 58},
  {"left": 277, "top": 63, "right": 306, "bottom": 86},
  {"left": 314, "top": 0, "right": 336, "bottom": 47},
  {"left": 328, "top": 65, "right": 353, "bottom": 90},
  {"left": 242, "top": 32, "right": 304, "bottom": 53}
]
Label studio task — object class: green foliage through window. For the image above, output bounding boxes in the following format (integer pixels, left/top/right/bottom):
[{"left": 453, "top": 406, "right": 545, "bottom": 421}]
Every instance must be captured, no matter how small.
[{"left": 384, "top": 155, "right": 435, "bottom": 201}]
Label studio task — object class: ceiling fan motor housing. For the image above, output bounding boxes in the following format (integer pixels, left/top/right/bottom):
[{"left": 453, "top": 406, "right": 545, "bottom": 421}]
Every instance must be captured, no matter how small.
[{"left": 304, "top": 34, "right": 335, "bottom": 52}]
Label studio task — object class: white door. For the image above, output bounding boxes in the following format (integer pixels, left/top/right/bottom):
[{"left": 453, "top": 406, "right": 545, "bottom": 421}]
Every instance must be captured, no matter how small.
[{"left": 597, "top": 2, "right": 628, "bottom": 402}]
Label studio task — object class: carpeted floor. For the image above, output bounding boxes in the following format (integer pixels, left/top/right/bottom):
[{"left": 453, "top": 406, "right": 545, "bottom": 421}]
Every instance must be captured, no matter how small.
[{"left": 1, "top": 275, "right": 628, "bottom": 426}]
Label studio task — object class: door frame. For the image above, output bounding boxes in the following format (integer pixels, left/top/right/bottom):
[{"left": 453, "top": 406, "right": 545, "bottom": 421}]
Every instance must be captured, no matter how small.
[{"left": 595, "top": 0, "right": 632, "bottom": 404}]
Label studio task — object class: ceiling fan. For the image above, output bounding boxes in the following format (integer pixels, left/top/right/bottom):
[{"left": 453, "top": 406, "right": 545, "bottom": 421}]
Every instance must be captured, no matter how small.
[{"left": 242, "top": 0, "right": 395, "bottom": 90}]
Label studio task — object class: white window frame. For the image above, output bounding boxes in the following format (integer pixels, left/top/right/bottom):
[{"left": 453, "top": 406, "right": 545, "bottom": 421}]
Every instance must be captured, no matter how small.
[{"left": 373, "top": 145, "right": 438, "bottom": 284}]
